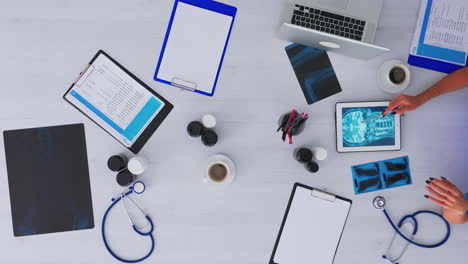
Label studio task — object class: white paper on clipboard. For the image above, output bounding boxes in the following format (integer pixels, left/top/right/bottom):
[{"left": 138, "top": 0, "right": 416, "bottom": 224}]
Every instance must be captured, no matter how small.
[
  {"left": 273, "top": 186, "right": 351, "bottom": 264},
  {"left": 156, "top": 2, "right": 233, "bottom": 94}
]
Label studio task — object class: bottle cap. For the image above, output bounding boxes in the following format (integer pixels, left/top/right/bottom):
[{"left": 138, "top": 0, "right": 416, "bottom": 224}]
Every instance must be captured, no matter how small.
[
  {"left": 107, "top": 155, "right": 126, "bottom": 172},
  {"left": 128, "top": 157, "right": 148, "bottom": 175},
  {"left": 116, "top": 169, "right": 135, "bottom": 186},
  {"left": 312, "top": 147, "right": 328, "bottom": 161},
  {"left": 295, "top": 148, "right": 313, "bottom": 163},
  {"left": 305, "top": 161, "right": 319, "bottom": 173},
  {"left": 201, "top": 130, "right": 218, "bottom": 147},
  {"left": 187, "top": 121, "right": 204, "bottom": 137},
  {"left": 202, "top": 114, "right": 217, "bottom": 129}
]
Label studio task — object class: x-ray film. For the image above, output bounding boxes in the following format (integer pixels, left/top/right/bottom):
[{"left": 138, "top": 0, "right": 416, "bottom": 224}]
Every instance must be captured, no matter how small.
[
  {"left": 336, "top": 102, "right": 401, "bottom": 152},
  {"left": 352, "top": 156, "right": 412, "bottom": 194}
]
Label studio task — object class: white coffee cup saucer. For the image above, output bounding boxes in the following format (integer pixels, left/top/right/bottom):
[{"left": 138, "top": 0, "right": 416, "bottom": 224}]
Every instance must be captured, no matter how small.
[
  {"left": 204, "top": 154, "right": 236, "bottom": 185},
  {"left": 377, "top": 59, "right": 411, "bottom": 94}
]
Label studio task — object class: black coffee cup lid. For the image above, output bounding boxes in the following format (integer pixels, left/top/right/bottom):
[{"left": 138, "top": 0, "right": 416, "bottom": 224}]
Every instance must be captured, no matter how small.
[
  {"left": 296, "top": 148, "right": 313, "bottom": 163},
  {"left": 305, "top": 161, "right": 319, "bottom": 173},
  {"left": 201, "top": 130, "right": 218, "bottom": 147},
  {"left": 108, "top": 155, "right": 126, "bottom": 172},
  {"left": 187, "top": 121, "right": 204, "bottom": 137},
  {"left": 116, "top": 169, "right": 134, "bottom": 186}
]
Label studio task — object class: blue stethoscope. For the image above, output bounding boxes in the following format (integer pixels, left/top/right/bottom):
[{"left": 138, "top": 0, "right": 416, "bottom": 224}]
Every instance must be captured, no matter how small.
[
  {"left": 101, "top": 181, "right": 155, "bottom": 263},
  {"left": 373, "top": 196, "right": 451, "bottom": 264}
]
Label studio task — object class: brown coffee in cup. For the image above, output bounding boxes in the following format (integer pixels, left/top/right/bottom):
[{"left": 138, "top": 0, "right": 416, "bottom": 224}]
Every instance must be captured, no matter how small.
[
  {"left": 208, "top": 162, "right": 229, "bottom": 182},
  {"left": 389, "top": 66, "right": 406, "bottom": 85}
]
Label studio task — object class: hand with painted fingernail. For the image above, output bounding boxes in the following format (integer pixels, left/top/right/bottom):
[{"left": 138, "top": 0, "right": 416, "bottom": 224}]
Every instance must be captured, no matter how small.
[{"left": 425, "top": 177, "right": 468, "bottom": 214}]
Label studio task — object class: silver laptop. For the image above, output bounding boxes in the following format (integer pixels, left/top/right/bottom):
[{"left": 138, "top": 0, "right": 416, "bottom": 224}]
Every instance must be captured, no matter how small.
[{"left": 279, "top": 0, "right": 389, "bottom": 60}]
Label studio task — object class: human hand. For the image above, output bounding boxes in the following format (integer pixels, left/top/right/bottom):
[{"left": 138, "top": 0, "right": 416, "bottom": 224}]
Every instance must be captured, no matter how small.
[
  {"left": 425, "top": 177, "right": 468, "bottom": 213},
  {"left": 383, "top": 94, "right": 424, "bottom": 116}
]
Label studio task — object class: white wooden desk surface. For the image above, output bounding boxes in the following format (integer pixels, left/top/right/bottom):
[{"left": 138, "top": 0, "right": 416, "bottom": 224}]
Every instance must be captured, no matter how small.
[{"left": 0, "top": 0, "right": 467, "bottom": 263}]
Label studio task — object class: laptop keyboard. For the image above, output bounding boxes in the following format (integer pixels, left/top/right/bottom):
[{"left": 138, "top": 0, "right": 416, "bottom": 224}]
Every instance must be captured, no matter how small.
[{"left": 291, "top": 4, "right": 366, "bottom": 41}]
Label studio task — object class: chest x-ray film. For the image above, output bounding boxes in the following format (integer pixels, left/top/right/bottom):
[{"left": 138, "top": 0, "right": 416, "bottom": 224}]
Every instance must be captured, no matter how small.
[
  {"left": 3, "top": 124, "right": 94, "bottom": 236},
  {"left": 336, "top": 102, "right": 401, "bottom": 152},
  {"left": 352, "top": 156, "right": 412, "bottom": 194}
]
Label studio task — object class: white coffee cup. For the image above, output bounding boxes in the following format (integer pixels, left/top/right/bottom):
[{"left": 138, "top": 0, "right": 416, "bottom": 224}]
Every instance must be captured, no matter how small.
[
  {"left": 204, "top": 154, "right": 235, "bottom": 185},
  {"left": 128, "top": 157, "right": 148, "bottom": 175},
  {"left": 377, "top": 60, "right": 410, "bottom": 93}
]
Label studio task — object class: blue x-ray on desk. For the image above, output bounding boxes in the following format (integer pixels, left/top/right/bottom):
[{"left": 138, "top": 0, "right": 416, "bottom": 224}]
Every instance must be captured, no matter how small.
[{"left": 352, "top": 156, "right": 412, "bottom": 194}]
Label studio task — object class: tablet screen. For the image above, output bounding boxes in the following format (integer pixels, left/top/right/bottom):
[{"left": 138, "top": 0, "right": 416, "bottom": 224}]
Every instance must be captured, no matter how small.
[
  {"left": 336, "top": 102, "right": 401, "bottom": 152},
  {"left": 65, "top": 52, "right": 168, "bottom": 150},
  {"left": 342, "top": 106, "right": 395, "bottom": 147}
]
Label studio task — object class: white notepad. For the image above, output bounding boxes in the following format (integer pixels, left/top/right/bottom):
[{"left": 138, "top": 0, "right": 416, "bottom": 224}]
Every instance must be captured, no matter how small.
[
  {"left": 154, "top": 0, "right": 236, "bottom": 96},
  {"left": 271, "top": 184, "right": 352, "bottom": 264}
]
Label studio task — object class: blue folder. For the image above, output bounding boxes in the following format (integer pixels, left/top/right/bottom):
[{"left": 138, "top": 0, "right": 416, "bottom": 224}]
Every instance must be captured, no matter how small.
[
  {"left": 408, "top": 0, "right": 468, "bottom": 74},
  {"left": 153, "top": 0, "right": 237, "bottom": 96}
]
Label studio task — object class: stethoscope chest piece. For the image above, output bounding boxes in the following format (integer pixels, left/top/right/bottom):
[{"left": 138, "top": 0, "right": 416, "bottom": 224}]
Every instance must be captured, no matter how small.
[
  {"left": 373, "top": 196, "right": 386, "bottom": 209},
  {"left": 131, "top": 181, "right": 145, "bottom": 194}
]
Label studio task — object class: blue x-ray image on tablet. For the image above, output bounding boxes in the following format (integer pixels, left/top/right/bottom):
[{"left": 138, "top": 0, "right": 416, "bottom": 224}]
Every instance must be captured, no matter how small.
[{"left": 342, "top": 106, "right": 395, "bottom": 147}]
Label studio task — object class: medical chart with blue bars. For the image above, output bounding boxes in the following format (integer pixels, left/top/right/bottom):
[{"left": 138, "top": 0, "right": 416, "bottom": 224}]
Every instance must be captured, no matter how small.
[
  {"left": 65, "top": 53, "right": 165, "bottom": 147},
  {"left": 410, "top": 0, "right": 468, "bottom": 67},
  {"left": 352, "top": 156, "right": 412, "bottom": 194},
  {"left": 70, "top": 90, "right": 162, "bottom": 144}
]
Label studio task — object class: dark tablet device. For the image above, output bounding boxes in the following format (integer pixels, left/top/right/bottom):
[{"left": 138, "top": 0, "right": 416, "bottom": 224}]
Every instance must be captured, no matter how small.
[
  {"left": 4, "top": 124, "right": 94, "bottom": 236},
  {"left": 64, "top": 50, "right": 173, "bottom": 153}
]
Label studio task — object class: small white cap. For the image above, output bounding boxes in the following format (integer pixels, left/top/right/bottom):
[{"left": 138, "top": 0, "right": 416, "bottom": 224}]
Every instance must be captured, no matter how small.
[
  {"left": 313, "top": 147, "right": 328, "bottom": 161},
  {"left": 202, "top": 114, "right": 217, "bottom": 129},
  {"left": 128, "top": 157, "right": 148, "bottom": 175}
]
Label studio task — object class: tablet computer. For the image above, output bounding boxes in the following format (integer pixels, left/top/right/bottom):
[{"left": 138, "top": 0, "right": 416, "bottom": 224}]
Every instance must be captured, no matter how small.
[
  {"left": 336, "top": 102, "right": 401, "bottom": 153},
  {"left": 64, "top": 50, "right": 173, "bottom": 154}
]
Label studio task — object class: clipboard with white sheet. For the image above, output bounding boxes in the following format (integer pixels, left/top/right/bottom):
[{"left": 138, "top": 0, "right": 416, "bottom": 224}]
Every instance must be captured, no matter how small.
[
  {"left": 408, "top": 0, "right": 468, "bottom": 73},
  {"left": 270, "top": 183, "right": 352, "bottom": 264},
  {"left": 153, "top": 0, "right": 237, "bottom": 96},
  {"left": 64, "top": 50, "right": 173, "bottom": 154}
]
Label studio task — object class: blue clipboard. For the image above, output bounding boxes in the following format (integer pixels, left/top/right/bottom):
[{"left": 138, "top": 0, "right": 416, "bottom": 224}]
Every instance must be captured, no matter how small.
[
  {"left": 408, "top": 54, "right": 468, "bottom": 74},
  {"left": 153, "top": 0, "right": 237, "bottom": 96},
  {"left": 408, "top": 0, "right": 468, "bottom": 74}
]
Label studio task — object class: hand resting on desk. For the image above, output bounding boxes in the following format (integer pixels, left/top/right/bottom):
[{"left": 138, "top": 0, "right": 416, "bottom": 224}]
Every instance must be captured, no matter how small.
[{"left": 425, "top": 177, "right": 468, "bottom": 224}]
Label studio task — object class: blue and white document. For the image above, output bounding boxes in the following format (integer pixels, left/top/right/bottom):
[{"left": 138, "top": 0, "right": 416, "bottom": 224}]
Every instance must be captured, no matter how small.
[
  {"left": 64, "top": 51, "right": 173, "bottom": 153},
  {"left": 409, "top": 0, "right": 468, "bottom": 72}
]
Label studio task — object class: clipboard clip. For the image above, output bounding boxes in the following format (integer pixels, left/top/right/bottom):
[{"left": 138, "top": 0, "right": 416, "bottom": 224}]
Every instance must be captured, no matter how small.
[
  {"left": 171, "top": 78, "right": 197, "bottom": 92},
  {"left": 311, "top": 188, "right": 336, "bottom": 202},
  {"left": 73, "top": 64, "right": 95, "bottom": 87}
]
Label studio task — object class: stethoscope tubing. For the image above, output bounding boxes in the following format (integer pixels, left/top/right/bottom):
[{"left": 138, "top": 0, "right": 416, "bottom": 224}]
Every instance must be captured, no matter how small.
[
  {"left": 382, "top": 208, "right": 450, "bottom": 248},
  {"left": 101, "top": 189, "right": 155, "bottom": 263}
]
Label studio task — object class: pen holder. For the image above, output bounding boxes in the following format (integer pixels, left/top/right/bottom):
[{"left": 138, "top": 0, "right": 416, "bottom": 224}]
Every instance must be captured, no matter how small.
[{"left": 278, "top": 112, "right": 306, "bottom": 136}]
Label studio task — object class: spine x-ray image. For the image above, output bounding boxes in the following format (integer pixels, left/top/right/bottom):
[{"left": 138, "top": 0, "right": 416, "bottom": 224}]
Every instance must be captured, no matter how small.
[
  {"left": 351, "top": 156, "right": 412, "bottom": 194},
  {"left": 342, "top": 106, "right": 395, "bottom": 147}
]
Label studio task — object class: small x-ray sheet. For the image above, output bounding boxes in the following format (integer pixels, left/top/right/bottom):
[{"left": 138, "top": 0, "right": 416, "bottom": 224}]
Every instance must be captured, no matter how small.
[{"left": 352, "top": 156, "right": 412, "bottom": 194}]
